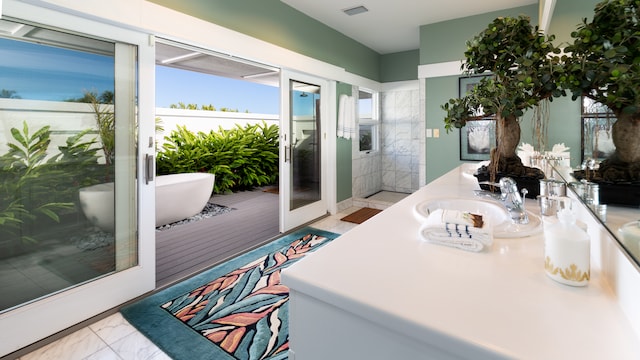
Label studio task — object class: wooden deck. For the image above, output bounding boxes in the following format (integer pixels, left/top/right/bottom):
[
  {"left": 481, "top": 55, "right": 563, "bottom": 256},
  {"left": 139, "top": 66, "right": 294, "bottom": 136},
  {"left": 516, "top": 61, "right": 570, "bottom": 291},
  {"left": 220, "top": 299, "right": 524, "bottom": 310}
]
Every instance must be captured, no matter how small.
[{"left": 155, "top": 188, "right": 280, "bottom": 288}]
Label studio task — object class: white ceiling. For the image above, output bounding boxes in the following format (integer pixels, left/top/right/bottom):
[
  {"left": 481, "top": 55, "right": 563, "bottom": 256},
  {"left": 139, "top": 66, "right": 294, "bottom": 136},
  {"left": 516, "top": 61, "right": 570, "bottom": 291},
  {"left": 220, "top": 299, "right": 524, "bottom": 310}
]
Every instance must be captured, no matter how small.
[{"left": 281, "top": 0, "right": 538, "bottom": 54}]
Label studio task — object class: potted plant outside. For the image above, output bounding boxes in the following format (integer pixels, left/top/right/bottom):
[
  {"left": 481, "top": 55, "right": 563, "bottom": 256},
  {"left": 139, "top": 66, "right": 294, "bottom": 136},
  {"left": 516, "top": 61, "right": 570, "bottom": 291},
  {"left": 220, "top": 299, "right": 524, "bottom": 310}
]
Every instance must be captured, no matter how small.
[
  {"left": 442, "top": 15, "right": 565, "bottom": 197},
  {"left": 562, "top": 0, "right": 640, "bottom": 205}
]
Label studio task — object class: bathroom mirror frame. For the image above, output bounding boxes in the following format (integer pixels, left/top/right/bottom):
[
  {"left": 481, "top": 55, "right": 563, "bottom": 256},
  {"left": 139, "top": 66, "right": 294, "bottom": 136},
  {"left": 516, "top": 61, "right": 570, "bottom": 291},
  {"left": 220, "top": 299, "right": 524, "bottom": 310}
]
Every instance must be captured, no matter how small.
[{"left": 554, "top": 166, "right": 640, "bottom": 271}]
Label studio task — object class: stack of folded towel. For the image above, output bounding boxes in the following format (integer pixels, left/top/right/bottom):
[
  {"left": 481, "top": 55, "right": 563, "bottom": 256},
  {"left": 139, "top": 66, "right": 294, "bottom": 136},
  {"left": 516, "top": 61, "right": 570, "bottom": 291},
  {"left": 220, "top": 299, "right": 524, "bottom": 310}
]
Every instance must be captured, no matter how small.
[{"left": 419, "top": 209, "right": 493, "bottom": 252}]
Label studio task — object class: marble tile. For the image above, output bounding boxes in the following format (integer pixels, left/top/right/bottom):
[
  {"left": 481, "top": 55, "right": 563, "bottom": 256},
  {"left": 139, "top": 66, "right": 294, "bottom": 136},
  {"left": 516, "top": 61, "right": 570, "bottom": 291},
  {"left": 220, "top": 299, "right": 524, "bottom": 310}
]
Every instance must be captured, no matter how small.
[
  {"left": 396, "top": 171, "right": 412, "bottom": 190},
  {"left": 110, "top": 331, "right": 167, "bottom": 360},
  {"left": 381, "top": 155, "right": 395, "bottom": 171},
  {"left": 396, "top": 123, "right": 412, "bottom": 141},
  {"left": 20, "top": 328, "right": 107, "bottom": 360},
  {"left": 395, "top": 155, "right": 412, "bottom": 173},
  {"left": 84, "top": 347, "right": 121, "bottom": 360},
  {"left": 411, "top": 171, "right": 420, "bottom": 191},
  {"left": 381, "top": 93, "right": 395, "bottom": 117},
  {"left": 311, "top": 208, "right": 358, "bottom": 234},
  {"left": 382, "top": 170, "right": 396, "bottom": 189},
  {"left": 412, "top": 121, "right": 423, "bottom": 140},
  {"left": 148, "top": 350, "right": 173, "bottom": 360},
  {"left": 90, "top": 313, "right": 137, "bottom": 345},
  {"left": 381, "top": 123, "right": 396, "bottom": 141},
  {"left": 336, "top": 198, "right": 353, "bottom": 213}
]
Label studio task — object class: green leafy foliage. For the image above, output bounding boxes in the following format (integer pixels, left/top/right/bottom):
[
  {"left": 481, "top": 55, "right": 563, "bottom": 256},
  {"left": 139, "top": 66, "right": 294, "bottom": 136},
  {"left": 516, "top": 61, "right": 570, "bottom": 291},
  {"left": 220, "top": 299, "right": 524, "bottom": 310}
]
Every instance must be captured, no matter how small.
[
  {"left": 562, "top": 0, "right": 640, "bottom": 118},
  {"left": 156, "top": 122, "right": 279, "bottom": 193},
  {"left": 0, "top": 122, "right": 101, "bottom": 243},
  {"left": 441, "top": 16, "right": 565, "bottom": 132}
]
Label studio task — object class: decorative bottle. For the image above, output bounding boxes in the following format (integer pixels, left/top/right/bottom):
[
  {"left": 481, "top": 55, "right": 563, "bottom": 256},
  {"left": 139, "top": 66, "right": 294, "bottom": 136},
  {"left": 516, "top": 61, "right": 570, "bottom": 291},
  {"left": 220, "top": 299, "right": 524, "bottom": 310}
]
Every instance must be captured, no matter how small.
[{"left": 543, "top": 204, "right": 590, "bottom": 286}]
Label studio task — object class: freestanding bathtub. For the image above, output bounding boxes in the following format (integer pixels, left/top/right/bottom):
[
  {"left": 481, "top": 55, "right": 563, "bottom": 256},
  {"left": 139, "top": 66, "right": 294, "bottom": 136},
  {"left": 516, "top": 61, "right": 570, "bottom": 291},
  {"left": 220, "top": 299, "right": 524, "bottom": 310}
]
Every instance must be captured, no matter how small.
[{"left": 78, "top": 172, "right": 216, "bottom": 232}]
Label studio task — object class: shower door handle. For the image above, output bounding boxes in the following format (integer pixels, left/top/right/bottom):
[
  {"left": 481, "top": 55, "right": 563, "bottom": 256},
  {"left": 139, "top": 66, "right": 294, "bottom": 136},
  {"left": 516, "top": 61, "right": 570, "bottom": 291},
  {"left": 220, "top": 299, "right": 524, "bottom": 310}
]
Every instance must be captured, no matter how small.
[{"left": 145, "top": 154, "right": 154, "bottom": 184}]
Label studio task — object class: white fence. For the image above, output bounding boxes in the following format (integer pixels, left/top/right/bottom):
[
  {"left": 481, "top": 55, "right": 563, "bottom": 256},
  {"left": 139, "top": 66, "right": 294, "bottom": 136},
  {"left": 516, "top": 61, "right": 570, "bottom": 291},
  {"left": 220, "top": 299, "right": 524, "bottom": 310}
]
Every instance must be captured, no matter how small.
[
  {"left": 155, "top": 107, "right": 279, "bottom": 147},
  {"left": 0, "top": 99, "right": 279, "bottom": 159}
]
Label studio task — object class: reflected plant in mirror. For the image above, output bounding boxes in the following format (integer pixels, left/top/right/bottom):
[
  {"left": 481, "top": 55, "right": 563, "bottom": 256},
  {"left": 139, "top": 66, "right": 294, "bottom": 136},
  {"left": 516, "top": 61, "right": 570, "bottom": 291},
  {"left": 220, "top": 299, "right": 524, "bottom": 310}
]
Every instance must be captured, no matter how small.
[{"left": 563, "top": 0, "right": 640, "bottom": 196}]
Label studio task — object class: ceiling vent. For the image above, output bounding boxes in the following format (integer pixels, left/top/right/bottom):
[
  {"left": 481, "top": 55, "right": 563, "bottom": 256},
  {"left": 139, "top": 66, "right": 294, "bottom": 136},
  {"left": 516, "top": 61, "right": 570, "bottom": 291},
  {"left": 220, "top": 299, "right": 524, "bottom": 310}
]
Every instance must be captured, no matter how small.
[{"left": 343, "top": 5, "right": 368, "bottom": 16}]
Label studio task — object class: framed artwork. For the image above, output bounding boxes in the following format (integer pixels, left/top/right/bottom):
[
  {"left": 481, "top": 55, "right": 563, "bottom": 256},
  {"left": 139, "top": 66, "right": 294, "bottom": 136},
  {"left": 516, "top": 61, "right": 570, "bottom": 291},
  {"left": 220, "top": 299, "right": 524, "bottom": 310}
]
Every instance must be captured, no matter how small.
[
  {"left": 460, "top": 119, "right": 496, "bottom": 161},
  {"left": 458, "top": 74, "right": 496, "bottom": 161},
  {"left": 459, "top": 74, "right": 491, "bottom": 98}
]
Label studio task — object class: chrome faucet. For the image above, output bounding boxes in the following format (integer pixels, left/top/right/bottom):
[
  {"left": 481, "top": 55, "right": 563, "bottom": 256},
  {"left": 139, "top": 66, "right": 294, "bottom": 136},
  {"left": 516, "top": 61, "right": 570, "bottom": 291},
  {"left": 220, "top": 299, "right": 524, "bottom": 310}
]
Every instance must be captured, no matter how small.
[{"left": 474, "top": 177, "right": 529, "bottom": 225}]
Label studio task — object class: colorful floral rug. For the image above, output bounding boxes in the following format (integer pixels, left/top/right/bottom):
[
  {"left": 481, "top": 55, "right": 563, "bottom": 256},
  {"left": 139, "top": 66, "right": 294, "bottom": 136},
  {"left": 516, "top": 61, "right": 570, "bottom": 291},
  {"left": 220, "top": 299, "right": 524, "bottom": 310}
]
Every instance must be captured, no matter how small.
[{"left": 121, "top": 227, "right": 339, "bottom": 360}]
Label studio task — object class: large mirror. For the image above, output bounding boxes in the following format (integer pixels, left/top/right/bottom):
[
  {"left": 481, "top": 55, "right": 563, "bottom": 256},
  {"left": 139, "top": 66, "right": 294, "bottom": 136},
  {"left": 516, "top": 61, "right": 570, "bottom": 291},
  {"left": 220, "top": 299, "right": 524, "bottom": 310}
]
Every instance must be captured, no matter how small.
[{"left": 554, "top": 162, "right": 640, "bottom": 270}]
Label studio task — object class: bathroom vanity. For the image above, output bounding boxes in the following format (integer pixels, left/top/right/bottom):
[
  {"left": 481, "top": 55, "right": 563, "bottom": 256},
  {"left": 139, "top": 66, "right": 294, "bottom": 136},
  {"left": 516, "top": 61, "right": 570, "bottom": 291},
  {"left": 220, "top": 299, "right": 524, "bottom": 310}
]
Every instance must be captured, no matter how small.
[{"left": 282, "top": 164, "right": 640, "bottom": 359}]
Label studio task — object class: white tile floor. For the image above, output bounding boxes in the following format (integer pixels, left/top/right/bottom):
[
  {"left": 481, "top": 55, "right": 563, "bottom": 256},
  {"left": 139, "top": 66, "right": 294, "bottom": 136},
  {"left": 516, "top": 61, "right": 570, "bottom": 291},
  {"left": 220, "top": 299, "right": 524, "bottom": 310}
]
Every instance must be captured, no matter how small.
[{"left": 16, "top": 206, "right": 364, "bottom": 360}]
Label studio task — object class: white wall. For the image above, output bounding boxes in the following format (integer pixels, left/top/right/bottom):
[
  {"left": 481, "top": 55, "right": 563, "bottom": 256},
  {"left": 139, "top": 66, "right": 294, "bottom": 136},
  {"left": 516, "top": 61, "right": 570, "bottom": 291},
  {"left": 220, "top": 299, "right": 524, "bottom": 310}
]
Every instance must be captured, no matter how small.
[
  {"left": 155, "top": 107, "right": 278, "bottom": 147},
  {"left": 0, "top": 99, "right": 100, "bottom": 160}
]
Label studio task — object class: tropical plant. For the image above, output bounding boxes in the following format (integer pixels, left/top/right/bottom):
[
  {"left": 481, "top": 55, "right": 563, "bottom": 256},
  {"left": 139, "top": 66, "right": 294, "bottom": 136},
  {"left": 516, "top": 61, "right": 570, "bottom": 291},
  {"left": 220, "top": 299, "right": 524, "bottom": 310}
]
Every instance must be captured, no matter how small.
[
  {"left": 442, "top": 16, "right": 565, "bottom": 180},
  {"left": 169, "top": 102, "right": 246, "bottom": 112},
  {"left": 156, "top": 122, "right": 279, "bottom": 193},
  {"left": 0, "top": 122, "right": 78, "bottom": 243},
  {"left": 0, "top": 89, "right": 21, "bottom": 99},
  {"left": 85, "top": 91, "right": 115, "bottom": 166},
  {"left": 562, "top": 0, "right": 640, "bottom": 181}
]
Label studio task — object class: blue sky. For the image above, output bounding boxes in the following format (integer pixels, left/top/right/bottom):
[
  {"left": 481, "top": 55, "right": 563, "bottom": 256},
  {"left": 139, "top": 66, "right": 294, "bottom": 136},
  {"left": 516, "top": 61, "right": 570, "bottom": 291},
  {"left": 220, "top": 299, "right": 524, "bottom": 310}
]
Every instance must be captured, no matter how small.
[
  {"left": 156, "top": 66, "right": 279, "bottom": 114},
  {"left": 0, "top": 38, "right": 114, "bottom": 101}
]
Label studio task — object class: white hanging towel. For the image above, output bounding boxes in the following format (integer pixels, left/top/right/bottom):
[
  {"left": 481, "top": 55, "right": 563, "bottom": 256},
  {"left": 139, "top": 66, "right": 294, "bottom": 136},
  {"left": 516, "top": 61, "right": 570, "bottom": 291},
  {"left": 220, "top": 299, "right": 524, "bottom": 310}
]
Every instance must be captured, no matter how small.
[{"left": 337, "top": 94, "right": 356, "bottom": 139}]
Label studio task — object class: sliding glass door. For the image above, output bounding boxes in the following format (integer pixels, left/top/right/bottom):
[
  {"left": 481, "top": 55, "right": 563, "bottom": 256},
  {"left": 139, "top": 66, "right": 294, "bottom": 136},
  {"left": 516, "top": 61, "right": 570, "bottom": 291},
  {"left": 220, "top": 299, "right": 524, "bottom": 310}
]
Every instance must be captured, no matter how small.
[{"left": 0, "top": 7, "right": 155, "bottom": 356}]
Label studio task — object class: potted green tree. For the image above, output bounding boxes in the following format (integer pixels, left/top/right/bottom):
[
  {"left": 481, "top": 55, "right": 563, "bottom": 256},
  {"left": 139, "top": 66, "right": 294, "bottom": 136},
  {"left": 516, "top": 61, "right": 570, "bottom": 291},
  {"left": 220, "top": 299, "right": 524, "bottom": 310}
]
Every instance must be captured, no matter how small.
[
  {"left": 442, "top": 15, "right": 565, "bottom": 197},
  {"left": 562, "top": 0, "right": 640, "bottom": 204}
]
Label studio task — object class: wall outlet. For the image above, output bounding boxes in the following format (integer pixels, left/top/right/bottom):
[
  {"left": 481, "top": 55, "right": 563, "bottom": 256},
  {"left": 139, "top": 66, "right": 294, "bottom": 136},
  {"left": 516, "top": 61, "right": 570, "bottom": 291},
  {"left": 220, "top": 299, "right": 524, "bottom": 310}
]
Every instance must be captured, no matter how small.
[
  {"left": 433, "top": 128, "right": 440, "bottom": 138},
  {"left": 426, "top": 128, "right": 433, "bottom": 138}
]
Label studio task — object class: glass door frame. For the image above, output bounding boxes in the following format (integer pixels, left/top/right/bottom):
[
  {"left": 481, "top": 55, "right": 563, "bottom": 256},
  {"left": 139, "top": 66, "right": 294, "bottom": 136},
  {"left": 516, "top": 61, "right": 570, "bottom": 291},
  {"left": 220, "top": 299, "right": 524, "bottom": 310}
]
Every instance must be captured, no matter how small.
[
  {"left": 279, "top": 70, "right": 335, "bottom": 232},
  {"left": 0, "top": 2, "right": 156, "bottom": 356}
]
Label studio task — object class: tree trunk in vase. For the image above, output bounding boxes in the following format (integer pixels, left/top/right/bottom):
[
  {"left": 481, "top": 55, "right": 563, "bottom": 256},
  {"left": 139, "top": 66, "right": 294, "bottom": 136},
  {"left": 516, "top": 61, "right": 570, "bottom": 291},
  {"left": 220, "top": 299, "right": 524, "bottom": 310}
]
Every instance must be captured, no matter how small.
[
  {"left": 490, "top": 114, "right": 528, "bottom": 176},
  {"left": 598, "top": 112, "right": 640, "bottom": 181}
]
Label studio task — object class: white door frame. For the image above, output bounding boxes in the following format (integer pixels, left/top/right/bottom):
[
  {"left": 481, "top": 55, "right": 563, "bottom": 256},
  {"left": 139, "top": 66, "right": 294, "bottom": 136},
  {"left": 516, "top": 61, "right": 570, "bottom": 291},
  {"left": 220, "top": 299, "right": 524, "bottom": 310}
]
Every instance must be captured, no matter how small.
[
  {"left": 0, "top": 2, "right": 156, "bottom": 356},
  {"left": 279, "top": 70, "right": 336, "bottom": 232}
]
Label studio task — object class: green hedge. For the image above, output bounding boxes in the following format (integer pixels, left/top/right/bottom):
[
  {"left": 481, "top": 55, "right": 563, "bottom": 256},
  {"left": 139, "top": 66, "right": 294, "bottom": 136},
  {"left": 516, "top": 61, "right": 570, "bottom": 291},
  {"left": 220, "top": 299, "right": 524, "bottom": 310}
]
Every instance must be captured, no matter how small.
[{"left": 156, "top": 122, "right": 279, "bottom": 193}]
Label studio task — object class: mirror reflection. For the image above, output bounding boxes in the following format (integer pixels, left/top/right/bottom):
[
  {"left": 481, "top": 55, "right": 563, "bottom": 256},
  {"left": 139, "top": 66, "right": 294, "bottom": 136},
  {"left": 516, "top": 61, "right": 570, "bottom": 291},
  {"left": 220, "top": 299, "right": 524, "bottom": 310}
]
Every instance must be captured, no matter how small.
[{"left": 553, "top": 164, "right": 640, "bottom": 269}]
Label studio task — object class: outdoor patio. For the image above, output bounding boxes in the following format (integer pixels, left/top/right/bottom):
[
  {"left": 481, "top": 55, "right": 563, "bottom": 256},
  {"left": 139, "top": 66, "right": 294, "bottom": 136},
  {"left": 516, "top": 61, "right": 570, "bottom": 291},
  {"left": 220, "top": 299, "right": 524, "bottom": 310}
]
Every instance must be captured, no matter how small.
[{"left": 155, "top": 187, "right": 280, "bottom": 288}]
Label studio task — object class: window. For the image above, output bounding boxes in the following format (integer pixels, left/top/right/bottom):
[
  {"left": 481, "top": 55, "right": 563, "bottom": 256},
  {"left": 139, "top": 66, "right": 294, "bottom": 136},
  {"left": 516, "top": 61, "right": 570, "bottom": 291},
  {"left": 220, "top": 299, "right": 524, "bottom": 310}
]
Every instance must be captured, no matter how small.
[
  {"left": 358, "top": 89, "right": 378, "bottom": 152},
  {"left": 581, "top": 97, "right": 616, "bottom": 164}
]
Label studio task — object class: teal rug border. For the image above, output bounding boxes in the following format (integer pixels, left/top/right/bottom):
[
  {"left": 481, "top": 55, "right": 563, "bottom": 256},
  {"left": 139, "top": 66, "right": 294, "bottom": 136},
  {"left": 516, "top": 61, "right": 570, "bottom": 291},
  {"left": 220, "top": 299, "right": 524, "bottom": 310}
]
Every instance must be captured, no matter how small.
[{"left": 120, "top": 227, "right": 339, "bottom": 360}]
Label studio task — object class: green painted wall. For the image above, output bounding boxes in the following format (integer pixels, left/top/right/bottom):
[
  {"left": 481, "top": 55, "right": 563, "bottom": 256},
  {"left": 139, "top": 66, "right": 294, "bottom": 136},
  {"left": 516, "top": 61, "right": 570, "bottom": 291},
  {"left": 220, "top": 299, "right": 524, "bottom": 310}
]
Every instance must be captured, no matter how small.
[
  {"left": 148, "top": 0, "right": 381, "bottom": 81},
  {"left": 549, "top": 0, "right": 601, "bottom": 44},
  {"left": 420, "top": 5, "right": 538, "bottom": 65},
  {"left": 336, "top": 82, "right": 353, "bottom": 202},
  {"left": 380, "top": 50, "right": 419, "bottom": 82},
  {"left": 425, "top": 75, "right": 459, "bottom": 183}
]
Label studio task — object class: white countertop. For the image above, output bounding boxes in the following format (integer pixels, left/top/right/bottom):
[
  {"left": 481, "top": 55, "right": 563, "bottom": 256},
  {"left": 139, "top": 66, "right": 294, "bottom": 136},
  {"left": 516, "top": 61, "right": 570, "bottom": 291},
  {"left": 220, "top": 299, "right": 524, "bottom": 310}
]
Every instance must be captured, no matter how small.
[{"left": 282, "top": 165, "right": 640, "bottom": 359}]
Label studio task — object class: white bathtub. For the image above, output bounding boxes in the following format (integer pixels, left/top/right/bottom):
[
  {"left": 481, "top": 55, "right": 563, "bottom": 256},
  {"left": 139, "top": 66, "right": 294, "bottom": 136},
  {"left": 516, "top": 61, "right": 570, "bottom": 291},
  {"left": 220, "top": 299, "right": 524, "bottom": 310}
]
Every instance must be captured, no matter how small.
[{"left": 78, "top": 172, "right": 215, "bottom": 232}]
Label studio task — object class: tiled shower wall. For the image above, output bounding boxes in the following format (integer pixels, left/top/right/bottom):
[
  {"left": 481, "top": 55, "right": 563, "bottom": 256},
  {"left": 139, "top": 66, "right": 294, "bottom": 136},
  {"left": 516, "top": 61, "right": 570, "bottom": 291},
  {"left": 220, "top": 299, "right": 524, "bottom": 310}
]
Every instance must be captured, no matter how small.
[
  {"left": 352, "top": 83, "right": 422, "bottom": 198},
  {"left": 380, "top": 86, "right": 421, "bottom": 193}
]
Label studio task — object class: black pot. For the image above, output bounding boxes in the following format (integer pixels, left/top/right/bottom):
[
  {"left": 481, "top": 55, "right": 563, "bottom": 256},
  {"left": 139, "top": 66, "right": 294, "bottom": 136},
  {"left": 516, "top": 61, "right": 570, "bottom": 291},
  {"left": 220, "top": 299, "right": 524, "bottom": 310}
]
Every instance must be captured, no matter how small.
[
  {"left": 572, "top": 170, "right": 640, "bottom": 207},
  {"left": 474, "top": 167, "right": 543, "bottom": 199}
]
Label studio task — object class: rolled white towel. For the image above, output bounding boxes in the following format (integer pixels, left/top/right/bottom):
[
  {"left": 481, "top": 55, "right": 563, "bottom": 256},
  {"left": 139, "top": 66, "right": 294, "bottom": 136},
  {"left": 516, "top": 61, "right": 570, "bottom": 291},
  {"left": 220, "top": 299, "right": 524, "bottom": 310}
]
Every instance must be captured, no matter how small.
[{"left": 419, "top": 209, "right": 493, "bottom": 252}]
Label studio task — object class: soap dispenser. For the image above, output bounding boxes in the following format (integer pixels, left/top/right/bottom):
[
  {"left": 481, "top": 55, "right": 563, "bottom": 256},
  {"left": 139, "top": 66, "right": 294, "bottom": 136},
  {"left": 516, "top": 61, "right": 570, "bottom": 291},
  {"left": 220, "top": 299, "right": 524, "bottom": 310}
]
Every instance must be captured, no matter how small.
[{"left": 543, "top": 199, "right": 590, "bottom": 286}]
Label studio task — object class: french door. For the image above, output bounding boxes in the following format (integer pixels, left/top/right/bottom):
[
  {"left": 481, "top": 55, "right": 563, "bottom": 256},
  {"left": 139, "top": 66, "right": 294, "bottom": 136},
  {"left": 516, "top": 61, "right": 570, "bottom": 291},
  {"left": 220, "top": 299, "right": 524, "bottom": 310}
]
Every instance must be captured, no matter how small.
[
  {"left": 279, "top": 71, "right": 330, "bottom": 232},
  {"left": 0, "top": 3, "right": 155, "bottom": 356}
]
